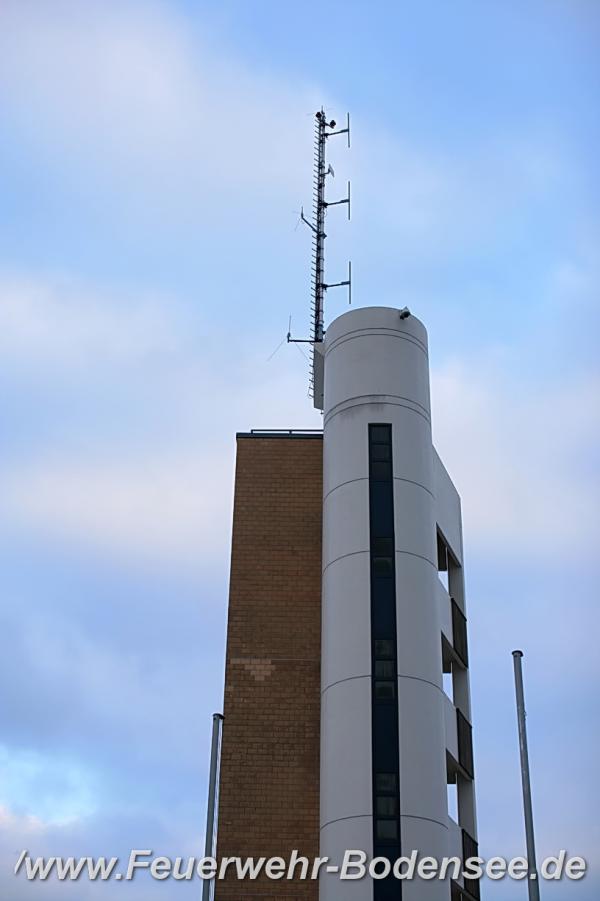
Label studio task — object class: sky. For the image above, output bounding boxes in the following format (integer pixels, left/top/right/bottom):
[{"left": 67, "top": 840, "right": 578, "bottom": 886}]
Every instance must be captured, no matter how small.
[{"left": 0, "top": 0, "right": 598, "bottom": 898}]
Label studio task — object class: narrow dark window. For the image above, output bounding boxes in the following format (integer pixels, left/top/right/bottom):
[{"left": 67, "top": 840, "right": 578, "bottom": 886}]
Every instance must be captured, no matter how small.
[
  {"left": 376, "top": 819, "right": 398, "bottom": 841},
  {"left": 370, "top": 460, "right": 392, "bottom": 481},
  {"left": 374, "top": 639, "right": 395, "bottom": 659},
  {"left": 372, "top": 536, "right": 393, "bottom": 555},
  {"left": 373, "top": 557, "right": 394, "bottom": 577},
  {"left": 375, "top": 660, "right": 395, "bottom": 678},
  {"left": 371, "top": 443, "right": 391, "bottom": 461},
  {"left": 376, "top": 796, "right": 398, "bottom": 817},
  {"left": 374, "top": 680, "right": 396, "bottom": 700},
  {"left": 457, "top": 709, "right": 474, "bottom": 779},
  {"left": 369, "top": 424, "right": 401, "bottom": 897},
  {"left": 376, "top": 773, "right": 397, "bottom": 793},
  {"left": 370, "top": 424, "right": 391, "bottom": 443}
]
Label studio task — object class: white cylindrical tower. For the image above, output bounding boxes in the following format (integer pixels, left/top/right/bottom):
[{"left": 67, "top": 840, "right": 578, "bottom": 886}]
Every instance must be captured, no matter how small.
[{"left": 320, "top": 307, "right": 448, "bottom": 901}]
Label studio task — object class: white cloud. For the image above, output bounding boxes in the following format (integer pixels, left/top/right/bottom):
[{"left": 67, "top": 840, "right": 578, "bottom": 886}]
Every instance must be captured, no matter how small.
[
  {"left": 0, "top": 0, "right": 319, "bottom": 221},
  {"left": 0, "top": 804, "right": 46, "bottom": 836},
  {"left": 0, "top": 267, "right": 597, "bottom": 566},
  {"left": 432, "top": 355, "right": 600, "bottom": 556},
  {"left": 0, "top": 272, "right": 179, "bottom": 367},
  {"left": 2, "top": 354, "right": 597, "bottom": 565},
  {"left": 0, "top": 451, "right": 234, "bottom": 565},
  {"left": 0, "top": 1, "right": 594, "bottom": 567},
  {"left": 0, "top": 274, "right": 319, "bottom": 567},
  {"left": 0, "top": 0, "right": 571, "bottom": 259},
  {"left": 0, "top": 264, "right": 321, "bottom": 566},
  {"left": 346, "top": 118, "right": 572, "bottom": 271},
  {"left": 0, "top": 748, "right": 96, "bottom": 826},
  {"left": 0, "top": 6, "right": 597, "bottom": 900}
]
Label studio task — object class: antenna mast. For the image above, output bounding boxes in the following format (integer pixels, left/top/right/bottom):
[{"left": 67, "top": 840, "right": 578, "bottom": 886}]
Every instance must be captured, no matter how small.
[{"left": 289, "top": 108, "right": 351, "bottom": 403}]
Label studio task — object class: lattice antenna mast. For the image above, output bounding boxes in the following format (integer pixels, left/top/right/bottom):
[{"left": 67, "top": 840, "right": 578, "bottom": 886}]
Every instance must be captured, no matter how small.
[{"left": 289, "top": 109, "right": 351, "bottom": 396}]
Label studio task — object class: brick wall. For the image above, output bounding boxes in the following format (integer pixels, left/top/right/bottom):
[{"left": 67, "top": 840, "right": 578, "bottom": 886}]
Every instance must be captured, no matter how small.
[{"left": 215, "top": 434, "right": 323, "bottom": 901}]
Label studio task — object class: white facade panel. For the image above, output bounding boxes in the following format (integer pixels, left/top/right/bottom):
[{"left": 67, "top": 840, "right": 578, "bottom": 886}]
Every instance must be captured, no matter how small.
[
  {"left": 322, "top": 479, "right": 370, "bottom": 570},
  {"left": 400, "top": 817, "right": 450, "bottom": 901},
  {"left": 321, "top": 555, "right": 371, "bottom": 691},
  {"left": 320, "top": 676, "right": 373, "bottom": 827},
  {"left": 395, "top": 554, "right": 443, "bottom": 687},
  {"left": 446, "top": 816, "right": 464, "bottom": 884},
  {"left": 320, "top": 817, "right": 373, "bottom": 901},
  {"left": 433, "top": 449, "right": 463, "bottom": 564},
  {"left": 393, "top": 479, "right": 437, "bottom": 565},
  {"left": 397, "top": 675, "right": 447, "bottom": 823}
]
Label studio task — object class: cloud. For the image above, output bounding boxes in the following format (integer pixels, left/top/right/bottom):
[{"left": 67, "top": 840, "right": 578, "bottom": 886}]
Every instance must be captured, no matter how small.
[
  {"left": 1, "top": 264, "right": 597, "bottom": 568},
  {"left": 0, "top": 265, "right": 321, "bottom": 567},
  {"left": 2, "top": 353, "right": 597, "bottom": 567},
  {"left": 0, "top": 451, "right": 233, "bottom": 566},
  {"left": 0, "top": 0, "right": 577, "bottom": 270},
  {"left": 0, "top": 272, "right": 179, "bottom": 368},
  {"left": 0, "top": 803, "right": 203, "bottom": 899},
  {"left": 431, "top": 354, "right": 600, "bottom": 556},
  {"left": 350, "top": 127, "right": 566, "bottom": 252},
  {"left": 0, "top": 7, "right": 597, "bottom": 900},
  {"left": 0, "top": 0, "right": 588, "bottom": 571},
  {"left": 0, "top": 0, "right": 319, "bottom": 227},
  {"left": 1, "top": 605, "right": 219, "bottom": 771},
  {"left": 0, "top": 748, "right": 96, "bottom": 826},
  {"left": 0, "top": 804, "right": 46, "bottom": 836}
]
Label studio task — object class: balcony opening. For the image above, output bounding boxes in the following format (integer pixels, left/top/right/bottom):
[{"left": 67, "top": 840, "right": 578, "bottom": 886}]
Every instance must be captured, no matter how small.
[
  {"left": 447, "top": 774, "right": 459, "bottom": 823},
  {"left": 442, "top": 636, "right": 457, "bottom": 704},
  {"left": 437, "top": 530, "right": 449, "bottom": 592},
  {"left": 443, "top": 662, "right": 454, "bottom": 703}
]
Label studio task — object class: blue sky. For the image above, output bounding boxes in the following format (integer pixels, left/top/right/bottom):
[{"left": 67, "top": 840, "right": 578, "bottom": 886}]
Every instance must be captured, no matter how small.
[{"left": 0, "top": 0, "right": 598, "bottom": 898}]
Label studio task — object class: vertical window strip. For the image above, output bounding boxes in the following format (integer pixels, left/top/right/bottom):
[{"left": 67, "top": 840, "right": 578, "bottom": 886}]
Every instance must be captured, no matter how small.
[{"left": 368, "top": 424, "right": 402, "bottom": 898}]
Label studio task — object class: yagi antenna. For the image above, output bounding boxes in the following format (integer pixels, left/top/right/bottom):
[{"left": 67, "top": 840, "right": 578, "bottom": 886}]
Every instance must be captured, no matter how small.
[{"left": 289, "top": 108, "right": 352, "bottom": 405}]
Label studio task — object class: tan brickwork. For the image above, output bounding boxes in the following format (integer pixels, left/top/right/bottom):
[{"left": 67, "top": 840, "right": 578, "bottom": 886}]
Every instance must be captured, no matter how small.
[{"left": 215, "top": 435, "right": 322, "bottom": 901}]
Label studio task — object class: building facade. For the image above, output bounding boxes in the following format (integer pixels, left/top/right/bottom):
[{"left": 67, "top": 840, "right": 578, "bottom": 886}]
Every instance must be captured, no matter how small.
[{"left": 216, "top": 307, "right": 479, "bottom": 901}]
